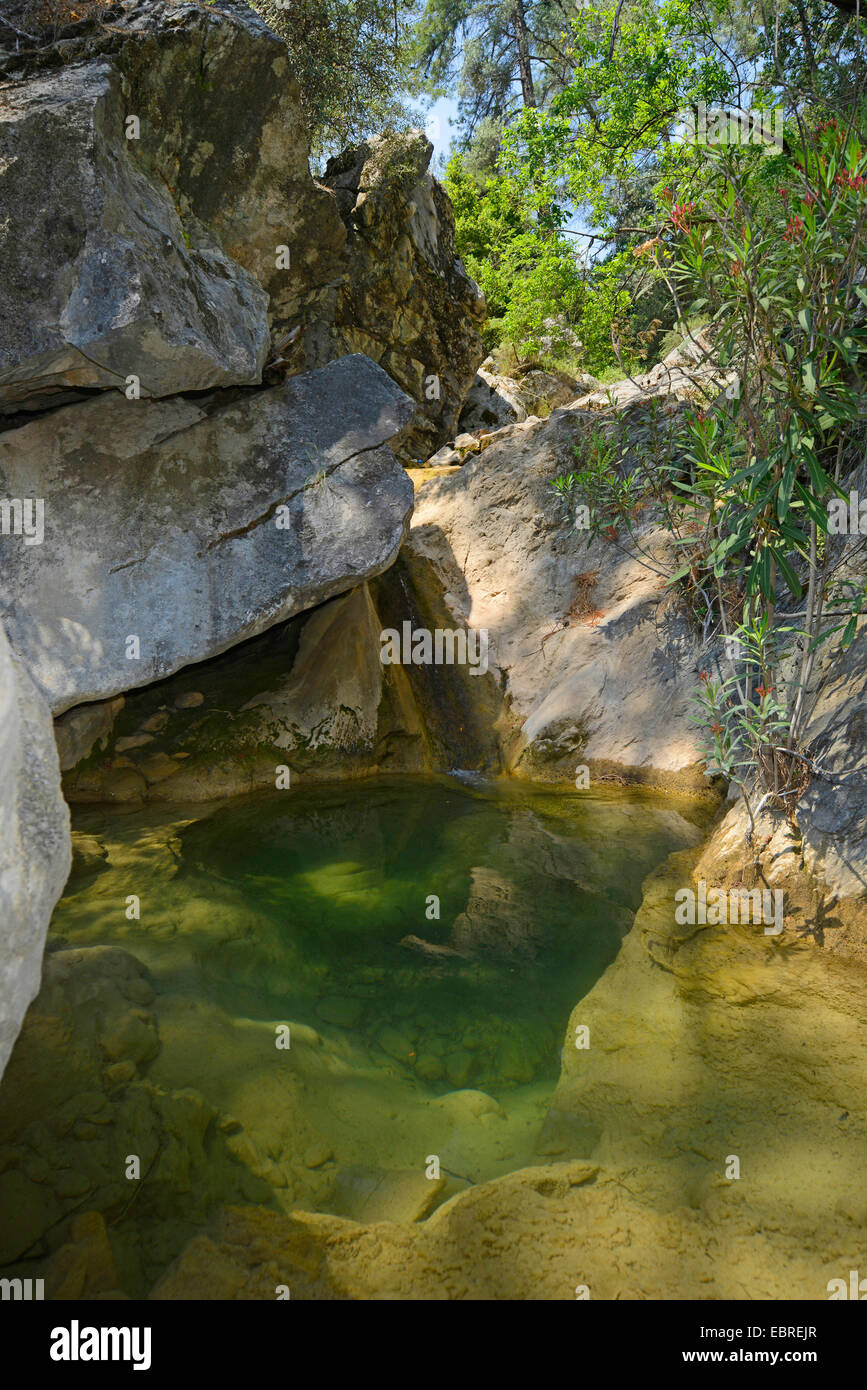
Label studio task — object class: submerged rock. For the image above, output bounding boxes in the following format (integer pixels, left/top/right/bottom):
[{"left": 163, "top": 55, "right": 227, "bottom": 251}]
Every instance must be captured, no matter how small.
[
  {"left": 42, "top": 1210, "right": 122, "bottom": 1301},
  {"left": 316, "top": 997, "right": 364, "bottom": 1029},
  {"left": 1, "top": 356, "right": 414, "bottom": 714},
  {"left": 69, "top": 832, "right": 109, "bottom": 880},
  {"left": 144, "top": 834, "right": 867, "bottom": 1300},
  {"left": 0, "top": 945, "right": 275, "bottom": 1289},
  {"left": 332, "top": 1165, "right": 446, "bottom": 1224}
]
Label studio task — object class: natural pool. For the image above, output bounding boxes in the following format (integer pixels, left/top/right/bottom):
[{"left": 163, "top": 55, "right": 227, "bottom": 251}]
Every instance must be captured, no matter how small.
[{"left": 0, "top": 776, "right": 707, "bottom": 1295}]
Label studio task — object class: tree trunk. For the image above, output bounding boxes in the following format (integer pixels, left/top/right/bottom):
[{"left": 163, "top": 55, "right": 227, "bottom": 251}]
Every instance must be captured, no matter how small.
[{"left": 513, "top": 0, "right": 537, "bottom": 107}]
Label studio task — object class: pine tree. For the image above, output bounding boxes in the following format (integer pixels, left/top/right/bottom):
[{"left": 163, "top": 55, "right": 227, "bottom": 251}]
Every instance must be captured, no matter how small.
[{"left": 412, "top": 0, "right": 580, "bottom": 141}]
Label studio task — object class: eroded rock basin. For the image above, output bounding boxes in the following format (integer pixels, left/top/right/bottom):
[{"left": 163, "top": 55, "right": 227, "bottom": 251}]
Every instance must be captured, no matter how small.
[{"left": 0, "top": 777, "right": 707, "bottom": 1297}]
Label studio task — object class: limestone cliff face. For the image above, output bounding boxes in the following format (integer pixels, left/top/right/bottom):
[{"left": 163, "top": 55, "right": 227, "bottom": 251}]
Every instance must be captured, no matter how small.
[
  {"left": 0, "top": 0, "right": 483, "bottom": 707},
  {"left": 322, "top": 133, "right": 487, "bottom": 461}
]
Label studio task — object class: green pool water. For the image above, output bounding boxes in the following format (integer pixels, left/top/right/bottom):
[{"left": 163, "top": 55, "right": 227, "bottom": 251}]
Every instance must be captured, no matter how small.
[
  {"left": 0, "top": 776, "right": 707, "bottom": 1293},
  {"left": 58, "top": 777, "right": 706, "bottom": 1093}
]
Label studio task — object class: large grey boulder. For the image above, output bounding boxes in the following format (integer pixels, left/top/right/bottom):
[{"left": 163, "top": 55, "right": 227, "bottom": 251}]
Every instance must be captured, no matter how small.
[
  {"left": 0, "top": 57, "right": 270, "bottom": 414},
  {"left": 0, "top": 355, "right": 414, "bottom": 714},
  {"left": 0, "top": 0, "right": 346, "bottom": 416},
  {"left": 0, "top": 621, "right": 71, "bottom": 1082}
]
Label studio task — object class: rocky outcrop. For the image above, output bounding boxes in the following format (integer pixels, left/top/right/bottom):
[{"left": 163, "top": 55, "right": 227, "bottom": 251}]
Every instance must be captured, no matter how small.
[
  {"left": 576, "top": 328, "right": 725, "bottom": 410},
  {"left": 54, "top": 697, "right": 126, "bottom": 773},
  {"left": 457, "top": 363, "right": 600, "bottom": 435},
  {"left": 454, "top": 332, "right": 718, "bottom": 444},
  {"left": 0, "top": 622, "right": 70, "bottom": 1081},
  {"left": 517, "top": 367, "right": 599, "bottom": 416},
  {"left": 60, "top": 583, "right": 431, "bottom": 803},
  {"left": 52, "top": 380, "right": 731, "bottom": 798},
  {"left": 0, "top": 2, "right": 480, "bottom": 442},
  {"left": 0, "top": 0, "right": 433, "bottom": 1083},
  {"left": 0, "top": 0, "right": 340, "bottom": 415},
  {"left": 0, "top": 56, "right": 269, "bottom": 413},
  {"left": 0, "top": 355, "right": 414, "bottom": 714},
  {"left": 457, "top": 368, "right": 529, "bottom": 432},
  {"left": 322, "top": 132, "right": 486, "bottom": 461},
  {"left": 682, "top": 621, "right": 867, "bottom": 958},
  {"left": 403, "top": 397, "right": 711, "bottom": 791}
]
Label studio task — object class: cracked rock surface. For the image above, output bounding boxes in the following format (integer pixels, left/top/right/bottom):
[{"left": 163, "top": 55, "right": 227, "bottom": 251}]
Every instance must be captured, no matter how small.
[{"left": 0, "top": 355, "right": 414, "bottom": 713}]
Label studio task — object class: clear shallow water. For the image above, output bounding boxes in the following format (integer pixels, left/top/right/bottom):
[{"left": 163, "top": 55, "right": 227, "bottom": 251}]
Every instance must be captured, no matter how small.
[
  {"left": 0, "top": 777, "right": 707, "bottom": 1293},
  {"left": 60, "top": 777, "right": 706, "bottom": 1093}
]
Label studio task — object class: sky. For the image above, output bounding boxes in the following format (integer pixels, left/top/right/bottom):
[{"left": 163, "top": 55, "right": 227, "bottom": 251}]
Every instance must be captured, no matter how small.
[{"left": 420, "top": 93, "right": 459, "bottom": 170}]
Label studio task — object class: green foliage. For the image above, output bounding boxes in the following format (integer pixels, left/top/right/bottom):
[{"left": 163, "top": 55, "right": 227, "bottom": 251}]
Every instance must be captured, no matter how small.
[
  {"left": 444, "top": 151, "right": 590, "bottom": 359},
  {"left": 672, "top": 132, "right": 867, "bottom": 609},
  {"left": 553, "top": 116, "right": 867, "bottom": 821},
  {"left": 440, "top": 0, "right": 752, "bottom": 371},
  {"left": 550, "top": 397, "right": 697, "bottom": 558},
  {"left": 497, "top": 0, "right": 731, "bottom": 229},
  {"left": 411, "top": 0, "right": 577, "bottom": 132},
  {"left": 439, "top": 0, "right": 867, "bottom": 375},
  {"left": 469, "top": 0, "right": 867, "bottom": 809},
  {"left": 692, "top": 628, "right": 794, "bottom": 799},
  {"left": 251, "top": 0, "right": 415, "bottom": 157},
  {"left": 670, "top": 122, "right": 867, "bottom": 816}
]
